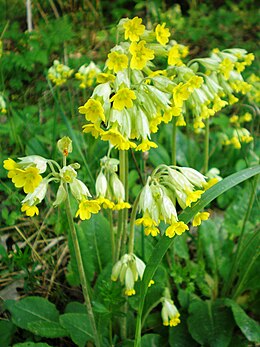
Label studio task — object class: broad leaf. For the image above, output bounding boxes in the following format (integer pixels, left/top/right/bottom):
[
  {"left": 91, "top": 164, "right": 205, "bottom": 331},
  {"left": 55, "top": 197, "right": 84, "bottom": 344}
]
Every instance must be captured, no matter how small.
[
  {"left": 225, "top": 299, "right": 260, "bottom": 343},
  {"left": 59, "top": 313, "right": 93, "bottom": 347},
  {"left": 6, "top": 296, "right": 66, "bottom": 338},
  {"left": 169, "top": 314, "right": 198, "bottom": 347},
  {"left": 187, "top": 299, "right": 234, "bottom": 347},
  {"left": 141, "top": 333, "right": 163, "bottom": 346},
  {"left": 0, "top": 320, "right": 16, "bottom": 347}
]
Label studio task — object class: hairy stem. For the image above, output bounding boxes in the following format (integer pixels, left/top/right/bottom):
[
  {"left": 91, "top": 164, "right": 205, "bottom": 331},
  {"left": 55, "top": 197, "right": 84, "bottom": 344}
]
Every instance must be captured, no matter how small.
[
  {"left": 172, "top": 117, "right": 177, "bottom": 166},
  {"left": 203, "top": 117, "right": 210, "bottom": 174},
  {"left": 65, "top": 189, "right": 100, "bottom": 347}
]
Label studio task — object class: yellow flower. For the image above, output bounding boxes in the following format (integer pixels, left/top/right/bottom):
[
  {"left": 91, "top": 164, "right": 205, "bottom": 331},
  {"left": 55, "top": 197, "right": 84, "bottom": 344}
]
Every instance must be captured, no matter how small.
[
  {"left": 21, "top": 203, "right": 39, "bottom": 217},
  {"left": 165, "top": 221, "right": 189, "bottom": 238},
  {"left": 155, "top": 23, "right": 170, "bottom": 46},
  {"left": 185, "top": 190, "right": 204, "bottom": 207},
  {"left": 219, "top": 58, "right": 234, "bottom": 80},
  {"left": 235, "top": 62, "right": 246, "bottom": 73},
  {"left": 193, "top": 117, "right": 205, "bottom": 129},
  {"left": 75, "top": 198, "right": 101, "bottom": 220},
  {"left": 162, "top": 107, "right": 182, "bottom": 124},
  {"left": 97, "top": 197, "right": 115, "bottom": 209},
  {"left": 241, "top": 112, "right": 252, "bottom": 122},
  {"left": 123, "top": 17, "right": 145, "bottom": 42},
  {"left": 229, "top": 94, "right": 238, "bottom": 105},
  {"left": 136, "top": 139, "right": 158, "bottom": 151},
  {"left": 82, "top": 123, "right": 104, "bottom": 138},
  {"left": 192, "top": 211, "right": 210, "bottom": 227},
  {"left": 97, "top": 73, "right": 116, "bottom": 84},
  {"left": 130, "top": 40, "right": 154, "bottom": 70},
  {"left": 101, "top": 128, "right": 125, "bottom": 146},
  {"left": 176, "top": 115, "right": 186, "bottom": 126},
  {"left": 230, "top": 115, "right": 239, "bottom": 123},
  {"left": 113, "top": 201, "right": 131, "bottom": 210},
  {"left": 125, "top": 288, "right": 136, "bottom": 296},
  {"left": 168, "top": 45, "right": 183, "bottom": 66},
  {"left": 144, "top": 226, "right": 160, "bottom": 237},
  {"left": 110, "top": 88, "right": 136, "bottom": 110},
  {"left": 230, "top": 137, "right": 241, "bottom": 149},
  {"left": 107, "top": 51, "right": 128, "bottom": 73},
  {"left": 244, "top": 53, "right": 254, "bottom": 66},
  {"left": 173, "top": 83, "right": 190, "bottom": 108},
  {"left": 3, "top": 158, "right": 19, "bottom": 172},
  {"left": 11, "top": 167, "right": 42, "bottom": 194},
  {"left": 78, "top": 99, "right": 105, "bottom": 123},
  {"left": 135, "top": 212, "right": 157, "bottom": 228},
  {"left": 149, "top": 116, "right": 163, "bottom": 133},
  {"left": 203, "top": 177, "right": 219, "bottom": 190},
  {"left": 148, "top": 280, "right": 155, "bottom": 287},
  {"left": 212, "top": 96, "right": 228, "bottom": 112}
]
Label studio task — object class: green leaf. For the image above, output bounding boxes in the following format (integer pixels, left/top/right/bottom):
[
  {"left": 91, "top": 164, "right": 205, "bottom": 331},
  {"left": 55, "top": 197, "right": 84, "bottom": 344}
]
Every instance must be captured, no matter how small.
[
  {"left": 27, "top": 321, "right": 67, "bottom": 338},
  {"left": 134, "top": 165, "right": 260, "bottom": 346},
  {"left": 64, "top": 301, "right": 86, "bottom": 314},
  {"left": 173, "top": 233, "right": 189, "bottom": 259},
  {"left": 225, "top": 299, "right": 260, "bottom": 342},
  {"left": 141, "top": 334, "right": 163, "bottom": 346},
  {"left": 0, "top": 320, "right": 16, "bottom": 347},
  {"left": 7, "top": 296, "right": 66, "bottom": 338},
  {"left": 149, "top": 144, "right": 170, "bottom": 167},
  {"left": 198, "top": 219, "right": 221, "bottom": 274},
  {"left": 187, "top": 299, "right": 234, "bottom": 346},
  {"left": 81, "top": 213, "right": 112, "bottom": 270},
  {"left": 59, "top": 313, "right": 93, "bottom": 347},
  {"left": 169, "top": 314, "right": 198, "bottom": 347}
]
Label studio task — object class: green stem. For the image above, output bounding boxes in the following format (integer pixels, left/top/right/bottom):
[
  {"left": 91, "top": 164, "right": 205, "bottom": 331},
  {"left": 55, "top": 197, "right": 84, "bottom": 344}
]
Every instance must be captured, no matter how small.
[
  {"left": 65, "top": 189, "right": 100, "bottom": 347},
  {"left": 141, "top": 298, "right": 162, "bottom": 329},
  {"left": 222, "top": 175, "right": 259, "bottom": 296},
  {"left": 115, "top": 150, "right": 128, "bottom": 260},
  {"left": 122, "top": 150, "right": 129, "bottom": 255},
  {"left": 203, "top": 117, "right": 210, "bottom": 174},
  {"left": 109, "top": 210, "right": 115, "bottom": 262},
  {"left": 128, "top": 192, "right": 141, "bottom": 254},
  {"left": 172, "top": 117, "right": 177, "bottom": 166}
]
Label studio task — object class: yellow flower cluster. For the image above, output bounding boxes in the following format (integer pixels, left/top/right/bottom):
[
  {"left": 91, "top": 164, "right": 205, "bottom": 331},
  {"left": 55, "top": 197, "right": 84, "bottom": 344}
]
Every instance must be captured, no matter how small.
[
  {"left": 95, "top": 155, "right": 131, "bottom": 210},
  {"left": 161, "top": 289, "right": 181, "bottom": 327},
  {"left": 75, "top": 62, "right": 101, "bottom": 89},
  {"left": 79, "top": 17, "right": 254, "bottom": 148},
  {"left": 136, "top": 165, "right": 211, "bottom": 238},
  {"left": 111, "top": 253, "right": 146, "bottom": 296},
  {"left": 3, "top": 138, "right": 101, "bottom": 220},
  {"left": 223, "top": 128, "right": 253, "bottom": 149},
  {"left": 48, "top": 60, "right": 73, "bottom": 86}
]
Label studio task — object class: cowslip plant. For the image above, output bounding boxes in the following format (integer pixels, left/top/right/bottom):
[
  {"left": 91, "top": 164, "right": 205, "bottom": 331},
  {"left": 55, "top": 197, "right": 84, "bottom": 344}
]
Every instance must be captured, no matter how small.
[{"left": 2, "top": 15, "right": 259, "bottom": 347}]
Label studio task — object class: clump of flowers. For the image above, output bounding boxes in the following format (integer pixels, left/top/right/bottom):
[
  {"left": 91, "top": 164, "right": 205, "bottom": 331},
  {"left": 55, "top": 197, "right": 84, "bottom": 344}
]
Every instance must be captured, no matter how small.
[
  {"left": 161, "top": 288, "right": 181, "bottom": 327},
  {"left": 79, "top": 17, "right": 254, "bottom": 149},
  {"left": 48, "top": 60, "right": 74, "bottom": 86},
  {"left": 111, "top": 253, "right": 146, "bottom": 296},
  {"left": 75, "top": 61, "right": 101, "bottom": 89},
  {"left": 3, "top": 137, "right": 100, "bottom": 219},
  {"left": 136, "top": 165, "right": 211, "bottom": 238},
  {"left": 95, "top": 153, "right": 131, "bottom": 210}
]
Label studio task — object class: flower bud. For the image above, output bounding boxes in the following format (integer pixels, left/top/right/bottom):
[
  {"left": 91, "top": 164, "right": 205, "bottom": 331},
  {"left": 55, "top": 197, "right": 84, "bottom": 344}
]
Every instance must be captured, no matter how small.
[
  {"left": 95, "top": 171, "right": 108, "bottom": 197},
  {"left": 70, "top": 178, "right": 91, "bottom": 201},
  {"left": 53, "top": 183, "right": 67, "bottom": 207},
  {"left": 57, "top": 137, "right": 73, "bottom": 156}
]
